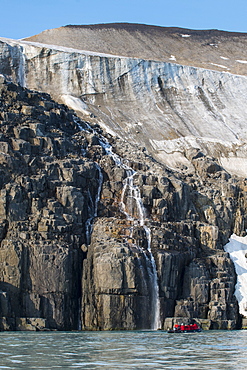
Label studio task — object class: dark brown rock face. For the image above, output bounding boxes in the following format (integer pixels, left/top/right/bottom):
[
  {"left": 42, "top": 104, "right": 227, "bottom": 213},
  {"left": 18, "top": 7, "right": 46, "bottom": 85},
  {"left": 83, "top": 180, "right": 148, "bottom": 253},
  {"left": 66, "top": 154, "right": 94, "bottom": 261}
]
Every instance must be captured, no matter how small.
[
  {"left": 0, "top": 75, "right": 245, "bottom": 330},
  {"left": 0, "top": 77, "right": 102, "bottom": 330}
]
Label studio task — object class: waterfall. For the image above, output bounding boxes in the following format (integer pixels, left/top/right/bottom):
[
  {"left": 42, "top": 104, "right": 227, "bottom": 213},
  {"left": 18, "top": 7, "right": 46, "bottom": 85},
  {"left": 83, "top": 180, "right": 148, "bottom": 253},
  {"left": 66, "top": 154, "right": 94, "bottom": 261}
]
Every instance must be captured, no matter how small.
[
  {"left": 120, "top": 169, "right": 161, "bottom": 330},
  {"left": 74, "top": 119, "right": 104, "bottom": 330},
  {"left": 74, "top": 117, "right": 103, "bottom": 245},
  {"left": 99, "top": 138, "right": 161, "bottom": 330},
  {"left": 75, "top": 117, "right": 161, "bottom": 329},
  {"left": 12, "top": 45, "right": 26, "bottom": 87},
  {"left": 143, "top": 226, "right": 161, "bottom": 330},
  {"left": 120, "top": 170, "right": 145, "bottom": 223},
  {"left": 19, "top": 50, "right": 26, "bottom": 88},
  {"left": 85, "top": 164, "right": 103, "bottom": 245}
]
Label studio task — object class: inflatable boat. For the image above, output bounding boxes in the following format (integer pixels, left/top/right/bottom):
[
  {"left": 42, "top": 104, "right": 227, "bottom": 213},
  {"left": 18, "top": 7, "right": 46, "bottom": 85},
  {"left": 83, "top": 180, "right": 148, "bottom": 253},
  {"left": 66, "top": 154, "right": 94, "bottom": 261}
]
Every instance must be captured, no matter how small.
[{"left": 167, "top": 323, "right": 202, "bottom": 333}]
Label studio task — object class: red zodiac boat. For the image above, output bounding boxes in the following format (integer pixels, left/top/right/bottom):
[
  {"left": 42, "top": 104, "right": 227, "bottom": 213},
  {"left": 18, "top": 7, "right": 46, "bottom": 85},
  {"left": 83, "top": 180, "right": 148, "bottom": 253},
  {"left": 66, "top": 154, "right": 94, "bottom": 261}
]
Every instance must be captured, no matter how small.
[{"left": 167, "top": 323, "right": 202, "bottom": 333}]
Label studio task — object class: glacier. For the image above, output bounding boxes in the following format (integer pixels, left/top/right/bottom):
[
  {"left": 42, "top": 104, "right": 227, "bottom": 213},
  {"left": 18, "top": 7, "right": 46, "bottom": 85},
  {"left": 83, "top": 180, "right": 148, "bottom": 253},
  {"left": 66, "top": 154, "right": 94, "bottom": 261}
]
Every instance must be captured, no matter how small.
[{"left": 0, "top": 37, "right": 247, "bottom": 177}]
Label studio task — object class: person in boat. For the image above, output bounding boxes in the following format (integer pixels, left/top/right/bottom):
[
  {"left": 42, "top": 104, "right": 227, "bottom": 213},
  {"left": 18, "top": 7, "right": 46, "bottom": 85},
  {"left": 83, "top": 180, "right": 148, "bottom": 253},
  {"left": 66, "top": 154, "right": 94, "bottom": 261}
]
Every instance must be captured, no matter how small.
[{"left": 169, "top": 322, "right": 201, "bottom": 332}]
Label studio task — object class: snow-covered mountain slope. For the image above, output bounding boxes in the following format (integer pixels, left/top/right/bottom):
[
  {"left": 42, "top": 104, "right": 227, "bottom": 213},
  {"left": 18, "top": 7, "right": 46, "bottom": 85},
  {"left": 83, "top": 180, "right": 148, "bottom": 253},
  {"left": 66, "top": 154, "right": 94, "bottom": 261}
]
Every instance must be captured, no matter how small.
[{"left": 1, "top": 25, "right": 247, "bottom": 177}]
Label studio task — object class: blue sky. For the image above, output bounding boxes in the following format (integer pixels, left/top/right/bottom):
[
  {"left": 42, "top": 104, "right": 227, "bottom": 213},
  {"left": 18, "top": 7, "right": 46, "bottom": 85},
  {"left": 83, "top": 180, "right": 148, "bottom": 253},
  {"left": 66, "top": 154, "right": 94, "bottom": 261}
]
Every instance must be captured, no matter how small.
[{"left": 1, "top": 0, "right": 246, "bottom": 39}]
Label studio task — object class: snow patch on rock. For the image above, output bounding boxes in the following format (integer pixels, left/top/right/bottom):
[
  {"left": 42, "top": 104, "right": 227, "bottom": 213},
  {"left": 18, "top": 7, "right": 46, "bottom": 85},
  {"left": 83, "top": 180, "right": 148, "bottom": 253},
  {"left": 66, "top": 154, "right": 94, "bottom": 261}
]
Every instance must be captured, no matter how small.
[
  {"left": 224, "top": 234, "right": 247, "bottom": 317},
  {"left": 236, "top": 60, "right": 247, "bottom": 64},
  {"left": 219, "top": 157, "right": 247, "bottom": 178},
  {"left": 60, "top": 95, "right": 91, "bottom": 116},
  {"left": 0, "top": 37, "right": 129, "bottom": 60},
  {"left": 169, "top": 55, "right": 176, "bottom": 61},
  {"left": 210, "top": 62, "right": 229, "bottom": 70}
]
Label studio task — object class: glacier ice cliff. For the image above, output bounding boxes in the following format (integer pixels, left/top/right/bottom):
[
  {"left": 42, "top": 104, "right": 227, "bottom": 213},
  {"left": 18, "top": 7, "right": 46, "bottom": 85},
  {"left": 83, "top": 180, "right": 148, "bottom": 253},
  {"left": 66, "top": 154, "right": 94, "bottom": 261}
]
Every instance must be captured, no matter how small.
[{"left": 1, "top": 37, "right": 247, "bottom": 177}]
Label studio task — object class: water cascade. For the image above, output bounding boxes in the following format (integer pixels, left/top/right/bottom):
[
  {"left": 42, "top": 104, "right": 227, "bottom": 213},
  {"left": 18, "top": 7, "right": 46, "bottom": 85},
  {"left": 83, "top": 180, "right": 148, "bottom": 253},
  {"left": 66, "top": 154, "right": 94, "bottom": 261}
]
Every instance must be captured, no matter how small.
[
  {"left": 75, "top": 117, "right": 161, "bottom": 329},
  {"left": 121, "top": 171, "right": 161, "bottom": 330},
  {"left": 74, "top": 116, "right": 104, "bottom": 245},
  {"left": 100, "top": 138, "right": 161, "bottom": 330},
  {"left": 84, "top": 164, "right": 103, "bottom": 245},
  {"left": 143, "top": 225, "right": 161, "bottom": 330}
]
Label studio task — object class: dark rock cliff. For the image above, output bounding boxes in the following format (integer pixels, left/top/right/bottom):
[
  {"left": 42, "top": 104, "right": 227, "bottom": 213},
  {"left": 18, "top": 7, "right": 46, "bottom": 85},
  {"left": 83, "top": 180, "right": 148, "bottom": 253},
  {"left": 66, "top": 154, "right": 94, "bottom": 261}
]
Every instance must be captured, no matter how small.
[
  {"left": 0, "top": 76, "right": 101, "bottom": 330},
  {"left": 0, "top": 75, "right": 244, "bottom": 330}
]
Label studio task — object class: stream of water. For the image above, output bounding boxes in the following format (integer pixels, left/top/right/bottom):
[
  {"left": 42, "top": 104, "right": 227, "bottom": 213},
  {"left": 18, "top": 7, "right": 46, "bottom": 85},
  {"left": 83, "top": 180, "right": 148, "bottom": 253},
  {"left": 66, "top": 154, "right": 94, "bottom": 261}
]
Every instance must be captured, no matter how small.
[
  {"left": 99, "top": 136, "right": 161, "bottom": 329},
  {"left": 84, "top": 163, "right": 103, "bottom": 245},
  {"left": 76, "top": 118, "right": 161, "bottom": 330}
]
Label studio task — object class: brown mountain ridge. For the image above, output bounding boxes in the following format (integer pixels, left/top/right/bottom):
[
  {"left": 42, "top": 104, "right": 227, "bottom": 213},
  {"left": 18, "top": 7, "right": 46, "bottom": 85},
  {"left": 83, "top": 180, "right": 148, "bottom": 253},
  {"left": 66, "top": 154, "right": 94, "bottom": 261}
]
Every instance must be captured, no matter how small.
[{"left": 24, "top": 23, "right": 247, "bottom": 75}]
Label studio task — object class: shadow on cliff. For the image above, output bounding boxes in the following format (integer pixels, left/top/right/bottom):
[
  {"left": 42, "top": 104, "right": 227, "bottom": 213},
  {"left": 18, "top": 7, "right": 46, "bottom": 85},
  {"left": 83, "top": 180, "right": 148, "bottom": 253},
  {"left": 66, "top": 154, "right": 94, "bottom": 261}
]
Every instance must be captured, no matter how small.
[
  {"left": 0, "top": 281, "right": 36, "bottom": 317},
  {"left": 0, "top": 281, "right": 57, "bottom": 329}
]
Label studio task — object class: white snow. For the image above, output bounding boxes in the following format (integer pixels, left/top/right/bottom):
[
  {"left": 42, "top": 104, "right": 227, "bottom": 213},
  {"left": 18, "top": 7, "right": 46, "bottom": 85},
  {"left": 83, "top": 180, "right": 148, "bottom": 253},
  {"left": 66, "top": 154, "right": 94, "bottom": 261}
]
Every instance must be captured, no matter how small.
[
  {"left": 181, "top": 34, "right": 191, "bottom": 38},
  {"left": 220, "top": 56, "right": 229, "bottom": 60},
  {"left": 0, "top": 36, "right": 130, "bottom": 60},
  {"left": 150, "top": 136, "right": 239, "bottom": 154},
  {"left": 219, "top": 157, "right": 247, "bottom": 178},
  {"left": 60, "top": 95, "right": 91, "bottom": 116},
  {"left": 169, "top": 55, "right": 176, "bottom": 61},
  {"left": 224, "top": 234, "right": 247, "bottom": 317},
  {"left": 210, "top": 63, "right": 229, "bottom": 69},
  {"left": 236, "top": 60, "right": 247, "bottom": 64}
]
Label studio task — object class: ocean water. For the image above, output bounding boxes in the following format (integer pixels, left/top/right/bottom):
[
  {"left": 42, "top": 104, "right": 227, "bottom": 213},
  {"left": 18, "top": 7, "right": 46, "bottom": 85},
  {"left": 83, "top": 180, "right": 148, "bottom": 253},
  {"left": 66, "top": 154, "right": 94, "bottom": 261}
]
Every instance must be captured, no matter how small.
[{"left": 0, "top": 330, "right": 246, "bottom": 369}]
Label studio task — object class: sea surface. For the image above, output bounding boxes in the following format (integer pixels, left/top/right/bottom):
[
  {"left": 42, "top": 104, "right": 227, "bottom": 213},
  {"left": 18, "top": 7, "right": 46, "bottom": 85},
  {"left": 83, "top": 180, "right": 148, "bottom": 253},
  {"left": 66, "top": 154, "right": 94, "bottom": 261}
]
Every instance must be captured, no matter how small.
[{"left": 0, "top": 330, "right": 246, "bottom": 369}]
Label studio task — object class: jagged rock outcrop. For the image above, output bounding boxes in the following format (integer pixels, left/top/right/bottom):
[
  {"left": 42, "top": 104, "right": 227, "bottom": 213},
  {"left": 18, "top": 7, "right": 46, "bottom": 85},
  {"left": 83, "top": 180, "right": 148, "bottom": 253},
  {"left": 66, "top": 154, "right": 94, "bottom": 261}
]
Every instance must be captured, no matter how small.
[{"left": 0, "top": 23, "right": 247, "bottom": 330}]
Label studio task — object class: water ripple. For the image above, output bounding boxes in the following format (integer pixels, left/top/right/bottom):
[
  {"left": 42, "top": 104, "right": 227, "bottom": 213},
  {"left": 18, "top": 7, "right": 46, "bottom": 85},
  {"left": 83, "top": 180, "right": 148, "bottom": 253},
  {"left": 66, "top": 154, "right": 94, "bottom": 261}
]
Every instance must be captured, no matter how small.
[{"left": 0, "top": 330, "right": 246, "bottom": 369}]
